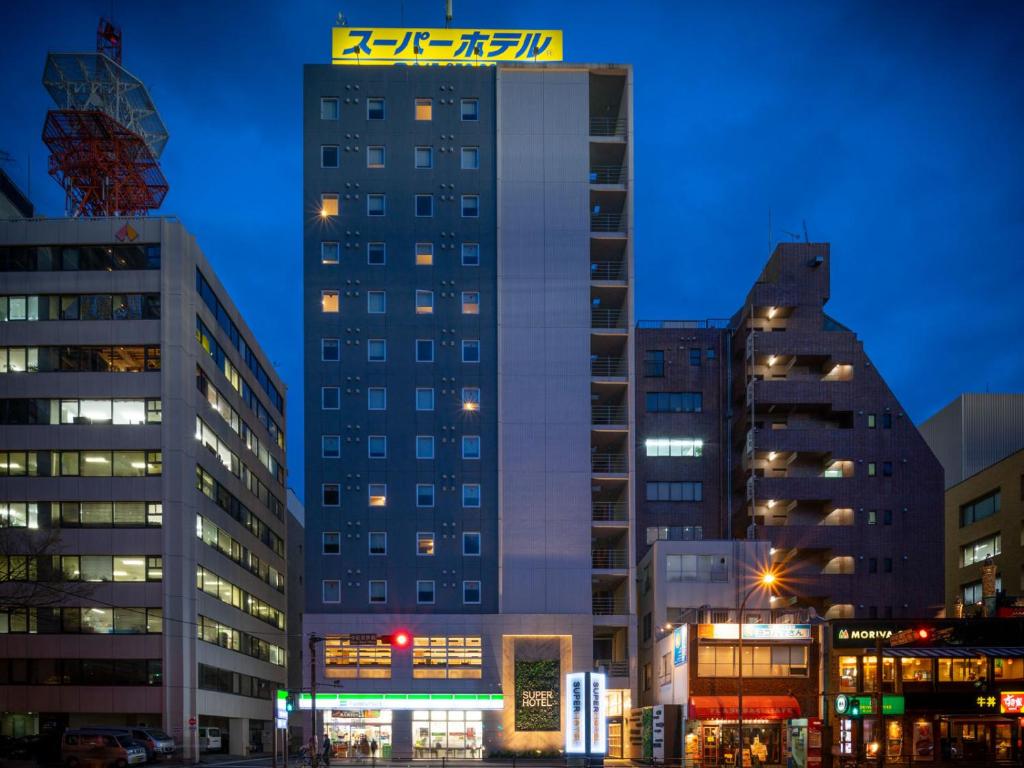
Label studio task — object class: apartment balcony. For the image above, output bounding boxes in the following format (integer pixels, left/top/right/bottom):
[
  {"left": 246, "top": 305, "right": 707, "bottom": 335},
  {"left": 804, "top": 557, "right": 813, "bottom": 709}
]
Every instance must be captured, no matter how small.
[
  {"left": 591, "top": 404, "right": 627, "bottom": 427},
  {"left": 592, "top": 596, "right": 630, "bottom": 616},
  {"left": 590, "top": 259, "right": 627, "bottom": 282},
  {"left": 749, "top": 427, "right": 855, "bottom": 456},
  {"left": 594, "top": 658, "right": 629, "bottom": 678},
  {"left": 592, "top": 501, "right": 628, "bottom": 523},
  {"left": 591, "top": 307, "right": 627, "bottom": 331},
  {"left": 747, "top": 378, "right": 854, "bottom": 410},
  {"left": 589, "top": 116, "right": 627, "bottom": 138},
  {"left": 592, "top": 453, "right": 628, "bottom": 475},
  {"left": 589, "top": 164, "right": 626, "bottom": 185},
  {"left": 592, "top": 548, "right": 628, "bottom": 571},
  {"left": 591, "top": 213, "right": 626, "bottom": 234},
  {"left": 748, "top": 475, "right": 850, "bottom": 503},
  {"left": 748, "top": 330, "right": 859, "bottom": 359},
  {"left": 751, "top": 522, "right": 854, "bottom": 550},
  {"left": 591, "top": 356, "right": 627, "bottom": 378}
]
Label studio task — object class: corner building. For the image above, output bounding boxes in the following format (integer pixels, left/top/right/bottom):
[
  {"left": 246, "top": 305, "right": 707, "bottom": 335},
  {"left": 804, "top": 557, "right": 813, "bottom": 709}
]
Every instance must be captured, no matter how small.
[{"left": 303, "top": 58, "right": 636, "bottom": 757}]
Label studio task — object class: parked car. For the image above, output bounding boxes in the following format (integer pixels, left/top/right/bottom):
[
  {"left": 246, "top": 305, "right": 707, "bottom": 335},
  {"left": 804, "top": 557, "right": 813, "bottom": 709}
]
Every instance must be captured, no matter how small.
[
  {"left": 62, "top": 730, "right": 147, "bottom": 768},
  {"left": 129, "top": 729, "right": 175, "bottom": 762},
  {"left": 197, "top": 727, "right": 222, "bottom": 753},
  {"left": 9, "top": 734, "right": 42, "bottom": 760}
]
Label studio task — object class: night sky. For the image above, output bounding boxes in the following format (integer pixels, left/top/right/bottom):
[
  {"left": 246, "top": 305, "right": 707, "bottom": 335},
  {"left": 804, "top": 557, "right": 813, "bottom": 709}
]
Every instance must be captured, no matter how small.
[{"left": 2, "top": 1, "right": 1022, "bottom": 498}]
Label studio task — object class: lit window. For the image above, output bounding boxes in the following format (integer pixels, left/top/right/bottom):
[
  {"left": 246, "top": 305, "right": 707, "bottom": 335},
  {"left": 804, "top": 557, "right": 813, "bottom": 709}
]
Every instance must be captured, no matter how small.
[
  {"left": 417, "top": 580, "right": 435, "bottom": 604},
  {"left": 416, "top": 435, "right": 435, "bottom": 459},
  {"left": 321, "top": 290, "right": 340, "bottom": 313},
  {"left": 367, "top": 98, "right": 385, "bottom": 120},
  {"left": 417, "top": 484, "right": 435, "bottom": 508},
  {"left": 322, "top": 435, "right": 341, "bottom": 458},
  {"left": 368, "top": 484, "right": 387, "bottom": 507},
  {"left": 461, "top": 243, "right": 480, "bottom": 266},
  {"left": 417, "top": 533, "right": 435, "bottom": 556},
  {"left": 367, "top": 387, "right": 387, "bottom": 411},
  {"left": 461, "top": 147, "right": 480, "bottom": 170},
  {"left": 867, "top": 414, "right": 876, "bottom": 429},
  {"left": 320, "top": 193, "right": 339, "bottom": 217},
  {"left": 367, "top": 291, "right": 386, "bottom": 314},
  {"left": 321, "top": 241, "right": 340, "bottom": 264},
  {"left": 369, "top": 580, "right": 387, "bottom": 603},
  {"left": 416, "top": 388, "right": 435, "bottom": 411},
  {"left": 461, "top": 195, "right": 480, "bottom": 217},
  {"left": 321, "top": 338, "right": 340, "bottom": 361},
  {"left": 415, "top": 290, "right": 434, "bottom": 315},
  {"left": 463, "top": 580, "right": 481, "bottom": 604},
  {"left": 644, "top": 438, "right": 704, "bottom": 457},
  {"left": 367, "top": 194, "right": 386, "bottom": 216},
  {"left": 368, "top": 532, "right": 387, "bottom": 555},
  {"left": 367, "top": 146, "right": 385, "bottom": 168},
  {"left": 416, "top": 339, "right": 434, "bottom": 363},
  {"left": 462, "top": 340, "right": 480, "bottom": 363},
  {"left": 461, "top": 98, "right": 479, "bottom": 121},
  {"left": 323, "top": 532, "right": 341, "bottom": 555},
  {"left": 461, "top": 291, "right": 480, "bottom": 314},
  {"left": 462, "top": 436, "right": 481, "bottom": 460},
  {"left": 367, "top": 339, "right": 386, "bottom": 362},
  {"left": 321, "top": 145, "right": 340, "bottom": 168},
  {"left": 415, "top": 98, "right": 432, "bottom": 121},
  {"left": 367, "top": 242, "right": 386, "bottom": 266},
  {"left": 415, "top": 243, "right": 433, "bottom": 266},
  {"left": 415, "top": 194, "right": 433, "bottom": 217},
  {"left": 415, "top": 146, "right": 434, "bottom": 169},
  {"left": 463, "top": 484, "right": 481, "bottom": 508},
  {"left": 463, "top": 532, "right": 481, "bottom": 556},
  {"left": 323, "top": 580, "right": 341, "bottom": 603},
  {"left": 462, "top": 387, "right": 480, "bottom": 411},
  {"left": 868, "top": 462, "right": 877, "bottom": 477},
  {"left": 322, "top": 386, "right": 340, "bottom": 410},
  {"left": 368, "top": 435, "right": 387, "bottom": 459},
  {"left": 321, "top": 98, "right": 339, "bottom": 120},
  {"left": 322, "top": 484, "right": 340, "bottom": 506}
]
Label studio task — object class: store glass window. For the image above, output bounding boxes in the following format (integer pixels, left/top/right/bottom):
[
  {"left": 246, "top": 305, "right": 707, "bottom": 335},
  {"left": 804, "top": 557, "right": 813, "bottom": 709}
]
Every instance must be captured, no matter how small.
[
  {"left": 900, "top": 657, "right": 934, "bottom": 682},
  {"left": 862, "top": 656, "right": 896, "bottom": 688},
  {"left": 938, "top": 657, "right": 986, "bottom": 682},
  {"left": 839, "top": 656, "right": 859, "bottom": 692},
  {"left": 994, "top": 658, "right": 1024, "bottom": 680},
  {"left": 412, "top": 710, "right": 483, "bottom": 759}
]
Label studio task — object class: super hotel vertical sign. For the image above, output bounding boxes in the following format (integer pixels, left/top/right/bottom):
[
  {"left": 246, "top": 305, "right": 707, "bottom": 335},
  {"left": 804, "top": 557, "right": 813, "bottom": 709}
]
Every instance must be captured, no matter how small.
[
  {"left": 332, "top": 28, "right": 564, "bottom": 66},
  {"left": 565, "top": 672, "right": 607, "bottom": 755}
]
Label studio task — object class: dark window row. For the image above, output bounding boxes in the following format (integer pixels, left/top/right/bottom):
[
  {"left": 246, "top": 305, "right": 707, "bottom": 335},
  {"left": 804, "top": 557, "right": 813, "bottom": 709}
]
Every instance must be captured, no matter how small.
[
  {"left": 197, "top": 662, "right": 275, "bottom": 699},
  {"left": 646, "top": 481, "right": 703, "bottom": 502},
  {"left": 196, "top": 269, "right": 284, "bottom": 414},
  {"left": 196, "top": 465, "right": 284, "bottom": 553},
  {"left": 960, "top": 490, "right": 1000, "bottom": 528},
  {"left": 0, "top": 607, "right": 162, "bottom": 635},
  {"left": 0, "top": 244, "right": 160, "bottom": 272},
  {"left": 0, "top": 294, "right": 160, "bottom": 321},
  {"left": 0, "top": 658, "right": 161, "bottom": 685},
  {"left": 645, "top": 392, "right": 702, "bottom": 413},
  {"left": 0, "top": 345, "right": 160, "bottom": 374}
]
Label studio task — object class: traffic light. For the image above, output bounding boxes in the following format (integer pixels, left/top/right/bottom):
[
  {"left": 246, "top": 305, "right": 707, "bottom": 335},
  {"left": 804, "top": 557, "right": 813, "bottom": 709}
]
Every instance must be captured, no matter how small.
[
  {"left": 286, "top": 692, "right": 297, "bottom": 712},
  {"left": 381, "top": 630, "right": 411, "bottom": 648},
  {"left": 849, "top": 699, "right": 861, "bottom": 717},
  {"left": 916, "top": 628, "right": 931, "bottom": 641}
]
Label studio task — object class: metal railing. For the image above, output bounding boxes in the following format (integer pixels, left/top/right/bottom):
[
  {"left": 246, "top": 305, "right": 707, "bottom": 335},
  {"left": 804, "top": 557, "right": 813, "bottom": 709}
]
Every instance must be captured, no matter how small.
[
  {"left": 591, "top": 596, "right": 629, "bottom": 615},
  {"left": 594, "top": 659, "right": 629, "bottom": 676},
  {"left": 592, "top": 549, "right": 628, "bottom": 569},
  {"left": 590, "top": 212, "right": 626, "bottom": 233},
  {"left": 590, "top": 260, "right": 626, "bottom": 280},
  {"left": 589, "top": 116, "right": 627, "bottom": 136},
  {"left": 591, "top": 356, "right": 627, "bottom": 377},
  {"left": 591, "top": 453, "right": 628, "bottom": 473},
  {"left": 637, "top": 318, "right": 732, "bottom": 329},
  {"left": 588, "top": 164, "right": 626, "bottom": 184},
  {"left": 591, "top": 307, "right": 626, "bottom": 329},
  {"left": 592, "top": 501, "right": 628, "bottom": 521},
  {"left": 591, "top": 404, "right": 626, "bottom": 425}
]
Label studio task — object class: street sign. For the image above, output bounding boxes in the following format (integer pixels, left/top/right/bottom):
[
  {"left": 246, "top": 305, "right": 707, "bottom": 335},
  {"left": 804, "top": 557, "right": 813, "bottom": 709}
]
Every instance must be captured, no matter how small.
[
  {"left": 188, "top": 717, "right": 197, "bottom": 727},
  {"left": 349, "top": 633, "right": 379, "bottom": 646},
  {"left": 834, "top": 695, "right": 904, "bottom": 717}
]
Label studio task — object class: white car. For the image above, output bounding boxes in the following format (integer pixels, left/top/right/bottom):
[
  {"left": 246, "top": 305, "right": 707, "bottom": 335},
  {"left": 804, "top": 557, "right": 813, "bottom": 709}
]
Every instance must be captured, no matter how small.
[{"left": 197, "top": 727, "right": 222, "bottom": 753}]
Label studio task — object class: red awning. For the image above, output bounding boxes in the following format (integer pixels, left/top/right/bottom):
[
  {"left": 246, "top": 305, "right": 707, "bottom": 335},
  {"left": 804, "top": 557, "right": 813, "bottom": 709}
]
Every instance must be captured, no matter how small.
[{"left": 689, "top": 695, "right": 801, "bottom": 720}]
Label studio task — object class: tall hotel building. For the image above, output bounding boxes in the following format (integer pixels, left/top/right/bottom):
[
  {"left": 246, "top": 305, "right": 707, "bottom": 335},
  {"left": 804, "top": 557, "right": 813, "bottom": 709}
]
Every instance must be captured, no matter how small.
[
  {"left": 303, "top": 30, "right": 636, "bottom": 758},
  {"left": 0, "top": 204, "right": 288, "bottom": 756}
]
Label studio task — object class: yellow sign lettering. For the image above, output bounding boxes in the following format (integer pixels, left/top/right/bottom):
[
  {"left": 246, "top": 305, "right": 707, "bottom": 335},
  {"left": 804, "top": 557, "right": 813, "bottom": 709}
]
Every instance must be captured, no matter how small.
[{"left": 332, "top": 28, "right": 564, "bottom": 66}]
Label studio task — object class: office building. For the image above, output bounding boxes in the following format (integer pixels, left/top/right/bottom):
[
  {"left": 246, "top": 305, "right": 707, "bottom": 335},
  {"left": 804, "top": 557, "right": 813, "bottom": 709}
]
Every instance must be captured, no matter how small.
[
  {"left": 303, "top": 27, "right": 635, "bottom": 758},
  {"left": 0, "top": 216, "right": 288, "bottom": 758}
]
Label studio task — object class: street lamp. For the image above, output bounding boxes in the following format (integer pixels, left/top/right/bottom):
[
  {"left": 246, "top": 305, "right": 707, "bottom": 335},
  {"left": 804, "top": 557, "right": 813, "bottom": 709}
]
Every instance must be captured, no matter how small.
[{"left": 737, "top": 569, "right": 779, "bottom": 768}]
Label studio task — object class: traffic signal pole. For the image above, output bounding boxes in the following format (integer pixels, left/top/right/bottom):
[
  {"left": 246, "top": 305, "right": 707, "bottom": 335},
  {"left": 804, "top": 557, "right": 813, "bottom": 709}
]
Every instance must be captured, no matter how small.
[{"left": 309, "top": 634, "right": 322, "bottom": 768}]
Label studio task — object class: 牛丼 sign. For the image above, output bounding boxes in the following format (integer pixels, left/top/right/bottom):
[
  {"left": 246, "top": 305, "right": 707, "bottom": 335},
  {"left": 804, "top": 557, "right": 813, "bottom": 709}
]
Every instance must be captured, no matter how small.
[{"left": 332, "top": 28, "right": 563, "bottom": 66}]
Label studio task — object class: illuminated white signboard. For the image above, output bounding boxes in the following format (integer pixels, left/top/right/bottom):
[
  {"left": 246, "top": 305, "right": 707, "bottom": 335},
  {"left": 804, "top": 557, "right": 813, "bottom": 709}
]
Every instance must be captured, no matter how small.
[
  {"left": 565, "top": 672, "right": 586, "bottom": 754},
  {"left": 590, "top": 672, "right": 607, "bottom": 755}
]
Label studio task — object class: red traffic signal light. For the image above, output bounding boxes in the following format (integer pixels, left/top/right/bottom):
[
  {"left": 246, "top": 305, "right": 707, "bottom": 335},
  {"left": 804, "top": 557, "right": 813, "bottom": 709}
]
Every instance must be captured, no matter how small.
[
  {"left": 916, "top": 628, "right": 931, "bottom": 640},
  {"left": 381, "top": 631, "right": 411, "bottom": 648}
]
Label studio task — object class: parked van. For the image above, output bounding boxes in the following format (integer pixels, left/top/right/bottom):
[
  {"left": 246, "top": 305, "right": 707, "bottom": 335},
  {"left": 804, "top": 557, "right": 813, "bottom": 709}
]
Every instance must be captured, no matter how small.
[
  {"left": 62, "top": 730, "right": 147, "bottom": 768},
  {"left": 129, "top": 729, "right": 175, "bottom": 761},
  {"left": 197, "top": 727, "right": 222, "bottom": 753}
]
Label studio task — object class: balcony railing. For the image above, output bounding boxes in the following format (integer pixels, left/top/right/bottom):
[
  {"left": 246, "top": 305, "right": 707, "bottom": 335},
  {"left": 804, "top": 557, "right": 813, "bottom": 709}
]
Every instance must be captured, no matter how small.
[
  {"left": 591, "top": 356, "right": 627, "bottom": 377},
  {"left": 589, "top": 164, "right": 626, "bottom": 184},
  {"left": 592, "top": 453, "right": 628, "bottom": 474},
  {"left": 592, "top": 596, "right": 629, "bottom": 615},
  {"left": 590, "top": 260, "right": 627, "bottom": 281},
  {"left": 594, "top": 659, "right": 629, "bottom": 677},
  {"left": 592, "top": 404, "right": 627, "bottom": 425},
  {"left": 590, "top": 117, "right": 627, "bottom": 137},
  {"left": 591, "top": 213, "right": 626, "bottom": 233},
  {"left": 592, "top": 549, "right": 628, "bottom": 569},
  {"left": 592, "top": 501, "right": 628, "bottom": 522},
  {"left": 592, "top": 307, "right": 626, "bottom": 330}
]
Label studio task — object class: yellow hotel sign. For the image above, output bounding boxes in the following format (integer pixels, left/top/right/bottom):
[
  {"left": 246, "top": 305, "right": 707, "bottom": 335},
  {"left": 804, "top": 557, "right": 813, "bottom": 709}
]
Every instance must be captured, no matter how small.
[{"left": 332, "top": 28, "right": 563, "bottom": 66}]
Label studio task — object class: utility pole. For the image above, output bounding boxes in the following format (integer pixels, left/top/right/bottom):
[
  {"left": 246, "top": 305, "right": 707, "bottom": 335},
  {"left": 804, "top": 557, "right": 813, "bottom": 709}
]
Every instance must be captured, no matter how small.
[
  {"left": 309, "top": 634, "right": 323, "bottom": 768},
  {"left": 875, "top": 636, "right": 884, "bottom": 765}
]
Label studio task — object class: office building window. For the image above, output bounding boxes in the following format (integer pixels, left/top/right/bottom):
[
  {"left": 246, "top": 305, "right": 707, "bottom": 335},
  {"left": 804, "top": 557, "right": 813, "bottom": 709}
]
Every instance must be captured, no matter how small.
[
  {"left": 321, "top": 338, "right": 340, "bottom": 361},
  {"left": 320, "top": 193, "right": 339, "bottom": 217},
  {"left": 689, "top": 348, "right": 701, "bottom": 366},
  {"left": 323, "top": 580, "right": 341, "bottom": 603},
  {"left": 882, "top": 413, "right": 893, "bottom": 429},
  {"left": 368, "top": 436, "right": 387, "bottom": 459},
  {"left": 644, "top": 350, "right": 665, "bottom": 377},
  {"left": 367, "top": 98, "right": 385, "bottom": 120},
  {"left": 461, "top": 195, "right": 480, "bottom": 217},
  {"left": 416, "top": 436, "right": 435, "bottom": 459},
  {"left": 882, "top": 461, "right": 893, "bottom": 477},
  {"left": 868, "top": 462, "right": 877, "bottom": 477},
  {"left": 368, "top": 484, "right": 387, "bottom": 507},
  {"left": 963, "top": 578, "right": 1001, "bottom": 605},
  {"left": 417, "top": 580, "right": 436, "bottom": 604},
  {"left": 463, "top": 532, "right": 481, "bottom": 556},
  {"left": 461, "top": 291, "right": 480, "bottom": 314},
  {"left": 883, "top": 509, "right": 893, "bottom": 525},
  {"left": 415, "top": 242, "right": 433, "bottom": 266},
  {"left": 322, "top": 484, "right": 340, "bottom": 506},
  {"left": 645, "top": 392, "right": 702, "bottom": 413},
  {"left": 867, "top": 510, "right": 878, "bottom": 525},
  {"left": 416, "top": 339, "right": 434, "bottom": 362},
  {"left": 415, "top": 290, "right": 434, "bottom": 315},
  {"left": 462, "top": 436, "right": 481, "bottom": 459},
  {"left": 368, "top": 339, "right": 387, "bottom": 362},
  {"left": 321, "top": 386, "right": 340, "bottom": 410},
  {"left": 367, "top": 387, "right": 387, "bottom": 410},
  {"left": 321, "top": 241, "right": 340, "bottom": 264},
  {"left": 367, "top": 194, "right": 386, "bottom": 216},
  {"left": 463, "top": 580, "right": 481, "bottom": 604},
  {"left": 416, "top": 388, "right": 435, "bottom": 411},
  {"left": 368, "top": 532, "right": 387, "bottom": 555},
  {"left": 417, "top": 484, "right": 435, "bottom": 508},
  {"left": 960, "top": 490, "right": 1000, "bottom": 526},
  {"left": 667, "top": 554, "right": 727, "bottom": 582},
  {"left": 415, "top": 98, "right": 432, "bottom": 120},
  {"left": 415, "top": 146, "right": 434, "bottom": 169},
  {"left": 462, "top": 340, "right": 480, "bottom": 363},
  {"left": 462, "top": 387, "right": 480, "bottom": 411},
  {"left": 461, "top": 243, "right": 480, "bottom": 266},
  {"left": 369, "top": 580, "right": 387, "bottom": 604},
  {"left": 463, "top": 484, "right": 481, "bottom": 508},
  {"left": 367, "top": 291, "right": 386, "bottom": 314},
  {"left": 321, "top": 97, "right": 339, "bottom": 120},
  {"left": 961, "top": 533, "right": 1001, "bottom": 566},
  {"left": 884, "top": 558, "right": 893, "bottom": 573},
  {"left": 321, "top": 290, "right": 339, "bottom": 313},
  {"left": 461, "top": 98, "right": 479, "bottom": 120},
  {"left": 321, "top": 145, "right": 340, "bottom": 168},
  {"left": 322, "top": 435, "right": 341, "bottom": 459},
  {"left": 367, "top": 146, "right": 385, "bottom": 168},
  {"left": 417, "top": 533, "right": 435, "bottom": 556},
  {"left": 461, "top": 147, "right": 480, "bottom": 170},
  {"left": 323, "top": 532, "right": 341, "bottom": 555},
  {"left": 415, "top": 194, "right": 433, "bottom": 217},
  {"left": 645, "top": 438, "right": 704, "bottom": 457},
  {"left": 869, "top": 558, "right": 878, "bottom": 574},
  {"left": 645, "top": 481, "right": 703, "bottom": 502},
  {"left": 706, "top": 347, "right": 716, "bottom": 360},
  {"left": 367, "top": 242, "right": 386, "bottom": 266},
  {"left": 867, "top": 414, "right": 876, "bottom": 429}
]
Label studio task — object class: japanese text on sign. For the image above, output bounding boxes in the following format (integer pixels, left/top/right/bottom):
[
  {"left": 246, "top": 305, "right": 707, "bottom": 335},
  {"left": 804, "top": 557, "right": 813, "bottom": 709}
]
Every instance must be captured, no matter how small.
[
  {"left": 332, "top": 28, "right": 564, "bottom": 66},
  {"left": 1001, "top": 692, "right": 1024, "bottom": 714}
]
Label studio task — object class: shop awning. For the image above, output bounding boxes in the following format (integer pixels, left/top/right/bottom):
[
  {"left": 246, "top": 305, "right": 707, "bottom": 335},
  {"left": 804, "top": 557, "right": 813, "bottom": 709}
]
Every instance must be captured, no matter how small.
[
  {"left": 885, "top": 647, "right": 1024, "bottom": 658},
  {"left": 689, "top": 695, "right": 801, "bottom": 720}
]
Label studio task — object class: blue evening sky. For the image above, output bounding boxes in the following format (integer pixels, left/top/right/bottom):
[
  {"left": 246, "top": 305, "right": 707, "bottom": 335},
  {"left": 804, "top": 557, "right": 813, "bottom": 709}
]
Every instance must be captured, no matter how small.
[{"left": 2, "top": 1, "right": 1022, "bottom": 497}]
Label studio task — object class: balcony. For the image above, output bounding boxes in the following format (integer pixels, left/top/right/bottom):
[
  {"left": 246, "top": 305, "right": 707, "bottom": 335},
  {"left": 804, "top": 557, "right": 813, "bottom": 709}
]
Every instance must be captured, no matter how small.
[
  {"left": 749, "top": 427, "right": 855, "bottom": 456},
  {"left": 589, "top": 164, "right": 626, "bottom": 185},
  {"left": 590, "top": 260, "right": 627, "bottom": 281},
  {"left": 592, "top": 596, "right": 629, "bottom": 615},
  {"left": 594, "top": 659, "right": 629, "bottom": 677},
  {"left": 592, "top": 549, "right": 628, "bottom": 570},
  {"left": 749, "top": 475, "right": 850, "bottom": 502},
  {"left": 591, "top": 356, "right": 627, "bottom": 377},
  {"left": 591, "top": 213, "right": 626, "bottom": 234},
  {"left": 591, "top": 307, "right": 626, "bottom": 330},
  {"left": 589, "top": 116, "right": 627, "bottom": 137},
  {"left": 747, "top": 378, "right": 854, "bottom": 410},
  {"left": 592, "top": 453, "right": 628, "bottom": 474},
  {"left": 592, "top": 404, "right": 627, "bottom": 426},
  {"left": 592, "top": 501, "right": 628, "bottom": 522}
]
